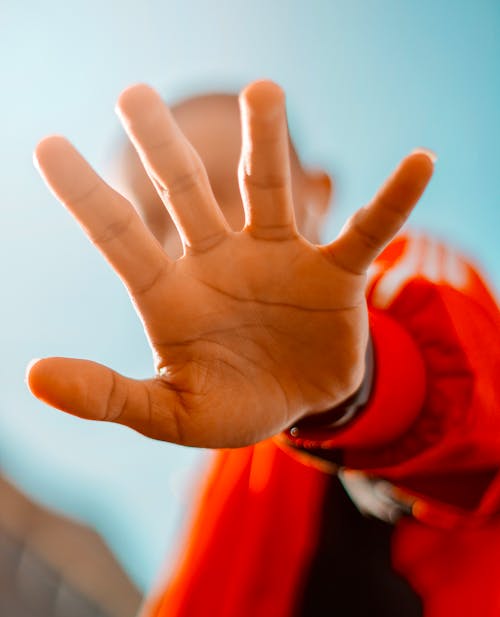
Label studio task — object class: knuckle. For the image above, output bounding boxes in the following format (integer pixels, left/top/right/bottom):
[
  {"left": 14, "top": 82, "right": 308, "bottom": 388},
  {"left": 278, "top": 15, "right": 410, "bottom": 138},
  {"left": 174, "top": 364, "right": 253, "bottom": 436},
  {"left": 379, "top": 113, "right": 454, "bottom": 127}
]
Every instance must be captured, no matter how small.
[
  {"left": 92, "top": 210, "right": 135, "bottom": 245},
  {"left": 133, "top": 260, "right": 170, "bottom": 297},
  {"left": 69, "top": 181, "right": 101, "bottom": 208},
  {"left": 184, "top": 230, "right": 228, "bottom": 255},
  {"left": 103, "top": 371, "right": 128, "bottom": 422},
  {"left": 378, "top": 194, "right": 411, "bottom": 221},
  {"left": 147, "top": 133, "right": 177, "bottom": 152},
  {"left": 154, "top": 164, "right": 205, "bottom": 199},
  {"left": 242, "top": 170, "right": 288, "bottom": 191},
  {"left": 351, "top": 216, "right": 381, "bottom": 252}
]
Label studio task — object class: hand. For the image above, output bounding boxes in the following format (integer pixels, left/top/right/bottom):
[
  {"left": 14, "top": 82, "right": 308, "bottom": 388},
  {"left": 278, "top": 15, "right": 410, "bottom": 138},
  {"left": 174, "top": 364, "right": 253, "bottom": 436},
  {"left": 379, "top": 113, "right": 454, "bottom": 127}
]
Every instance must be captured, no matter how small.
[{"left": 27, "top": 81, "right": 434, "bottom": 448}]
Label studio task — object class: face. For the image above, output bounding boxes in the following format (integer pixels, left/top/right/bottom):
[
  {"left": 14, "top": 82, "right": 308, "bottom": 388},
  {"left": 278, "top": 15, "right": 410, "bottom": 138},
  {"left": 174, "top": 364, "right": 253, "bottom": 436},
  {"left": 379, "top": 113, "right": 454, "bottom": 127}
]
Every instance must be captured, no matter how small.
[{"left": 113, "top": 92, "right": 333, "bottom": 258}]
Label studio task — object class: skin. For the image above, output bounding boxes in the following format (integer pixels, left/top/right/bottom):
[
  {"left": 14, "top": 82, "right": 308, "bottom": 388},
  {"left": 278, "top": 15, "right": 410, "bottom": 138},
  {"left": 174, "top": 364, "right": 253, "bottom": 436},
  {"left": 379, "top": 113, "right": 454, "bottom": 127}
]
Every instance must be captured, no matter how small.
[
  {"left": 114, "top": 92, "right": 332, "bottom": 256},
  {"left": 27, "top": 80, "right": 434, "bottom": 448}
]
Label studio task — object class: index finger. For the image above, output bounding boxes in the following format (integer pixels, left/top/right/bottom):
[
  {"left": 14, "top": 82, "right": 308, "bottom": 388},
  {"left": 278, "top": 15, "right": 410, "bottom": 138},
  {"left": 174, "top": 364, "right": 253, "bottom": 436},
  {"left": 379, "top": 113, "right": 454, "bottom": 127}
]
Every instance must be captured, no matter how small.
[{"left": 116, "top": 84, "right": 230, "bottom": 254}]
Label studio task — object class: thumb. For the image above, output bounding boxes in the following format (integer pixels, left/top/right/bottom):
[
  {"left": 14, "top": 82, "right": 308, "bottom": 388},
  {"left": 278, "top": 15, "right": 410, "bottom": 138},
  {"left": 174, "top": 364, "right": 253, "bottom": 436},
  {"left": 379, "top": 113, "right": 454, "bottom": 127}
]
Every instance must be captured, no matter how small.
[{"left": 26, "top": 357, "right": 182, "bottom": 443}]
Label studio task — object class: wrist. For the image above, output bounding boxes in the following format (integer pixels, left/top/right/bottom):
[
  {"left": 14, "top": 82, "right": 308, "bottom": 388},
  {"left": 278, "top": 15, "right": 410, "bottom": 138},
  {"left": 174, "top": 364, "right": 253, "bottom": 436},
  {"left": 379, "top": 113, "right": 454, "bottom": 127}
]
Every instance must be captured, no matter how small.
[
  {"left": 285, "top": 309, "right": 427, "bottom": 451},
  {"left": 289, "top": 336, "right": 374, "bottom": 436}
]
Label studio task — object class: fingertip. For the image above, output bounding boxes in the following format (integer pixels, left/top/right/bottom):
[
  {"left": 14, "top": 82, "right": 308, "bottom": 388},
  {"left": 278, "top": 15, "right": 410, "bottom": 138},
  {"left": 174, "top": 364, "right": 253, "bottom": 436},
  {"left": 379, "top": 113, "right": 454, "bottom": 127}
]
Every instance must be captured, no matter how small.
[
  {"left": 24, "top": 357, "right": 108, "bottom": 420},
  {"left": 32, "top": 137, "right": 99, "bottom": 205},
  {"left": 25, "top": 357, "right": 42, "bottom": 392},
  {"left": 116, "top": 83, "right": 161, "bottom": 121},
  {"left": 25, "top": 357, "right": 67, "bottom": 406},
  {"left": 411, "top": 147, "right": 438, "bottom": 164},
  {"left": 240, "top": 79, "right": 285, "bottom": 116},
  {"left": 34, "top": 135, "right": 72, "bottom": 171},
  {"left": 405, "top": 148, "right": 437, "bottom": 181},
  {"left": 25, "top": 357, "right": 62, "bottom": 397},
  {"left": 392, "top": 149, "right": 436, "bottom": 192}
]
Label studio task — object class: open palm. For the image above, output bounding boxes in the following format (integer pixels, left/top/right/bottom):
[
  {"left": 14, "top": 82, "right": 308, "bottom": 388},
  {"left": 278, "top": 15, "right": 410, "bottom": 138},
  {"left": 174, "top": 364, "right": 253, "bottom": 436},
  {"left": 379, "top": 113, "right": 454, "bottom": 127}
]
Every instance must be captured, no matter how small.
[{"left": 28, "top": 81, "right": 434, "bottom": 448}]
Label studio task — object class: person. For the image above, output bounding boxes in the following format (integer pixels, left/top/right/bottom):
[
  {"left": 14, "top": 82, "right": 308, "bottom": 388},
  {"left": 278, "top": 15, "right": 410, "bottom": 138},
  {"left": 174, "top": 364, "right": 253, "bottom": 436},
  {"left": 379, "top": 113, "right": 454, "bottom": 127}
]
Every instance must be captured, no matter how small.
[{"left": 27, "top": 80, "right": 500, "bottom": 616}]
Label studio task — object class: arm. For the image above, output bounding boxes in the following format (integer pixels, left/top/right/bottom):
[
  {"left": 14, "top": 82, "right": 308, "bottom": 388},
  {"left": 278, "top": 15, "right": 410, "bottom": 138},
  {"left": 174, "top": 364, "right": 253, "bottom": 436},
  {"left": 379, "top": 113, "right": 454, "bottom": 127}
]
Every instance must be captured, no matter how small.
[{"left": 285, "top": 232, "right": 500, "bottom": 521}]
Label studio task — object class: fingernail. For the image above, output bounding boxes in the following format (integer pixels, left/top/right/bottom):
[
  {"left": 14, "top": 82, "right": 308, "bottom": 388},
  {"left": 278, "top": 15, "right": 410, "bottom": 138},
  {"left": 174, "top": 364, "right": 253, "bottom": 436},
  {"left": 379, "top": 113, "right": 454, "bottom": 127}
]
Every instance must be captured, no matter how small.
[{"left": 412, "top": 148, "right": 438, "bottom": 164}]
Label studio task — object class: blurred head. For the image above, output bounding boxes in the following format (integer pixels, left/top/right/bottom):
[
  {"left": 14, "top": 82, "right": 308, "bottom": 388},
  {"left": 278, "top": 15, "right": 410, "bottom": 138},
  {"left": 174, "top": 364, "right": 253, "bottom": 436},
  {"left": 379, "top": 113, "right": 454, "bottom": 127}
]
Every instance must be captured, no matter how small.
[{"left": 113, "top": 92, "right": 333, "bottom": 258}]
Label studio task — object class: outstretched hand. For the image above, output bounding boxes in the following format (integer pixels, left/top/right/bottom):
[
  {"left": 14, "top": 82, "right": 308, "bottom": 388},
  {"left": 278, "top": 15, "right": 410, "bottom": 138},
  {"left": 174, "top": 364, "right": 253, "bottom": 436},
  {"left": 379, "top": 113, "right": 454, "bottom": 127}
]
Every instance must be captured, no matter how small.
[{"left": 27, "top": 81, "right": 434, "bottom": 448}]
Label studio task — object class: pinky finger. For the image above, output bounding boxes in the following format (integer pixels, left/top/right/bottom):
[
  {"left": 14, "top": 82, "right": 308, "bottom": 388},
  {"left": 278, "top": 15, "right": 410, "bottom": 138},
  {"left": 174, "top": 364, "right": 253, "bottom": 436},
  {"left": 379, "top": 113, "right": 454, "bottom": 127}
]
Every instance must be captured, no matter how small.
[{"left": 325, "top": 150, "right": 435, "bottom": 274}]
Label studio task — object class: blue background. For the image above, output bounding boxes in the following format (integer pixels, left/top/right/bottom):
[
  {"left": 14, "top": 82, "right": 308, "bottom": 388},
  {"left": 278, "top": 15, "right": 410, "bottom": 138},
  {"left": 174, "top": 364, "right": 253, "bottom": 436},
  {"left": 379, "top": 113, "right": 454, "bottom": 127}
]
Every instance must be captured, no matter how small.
[{"left": 0, "top": 0, "right": 498, "bottom": 592}]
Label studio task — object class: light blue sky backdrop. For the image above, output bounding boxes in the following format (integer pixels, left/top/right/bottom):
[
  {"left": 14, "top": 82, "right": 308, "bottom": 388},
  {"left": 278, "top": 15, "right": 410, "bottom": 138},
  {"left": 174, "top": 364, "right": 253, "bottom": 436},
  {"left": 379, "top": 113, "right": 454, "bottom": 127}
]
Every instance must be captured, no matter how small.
[{"left": 0, "top": 0, "right": 498, "bottom": 591}]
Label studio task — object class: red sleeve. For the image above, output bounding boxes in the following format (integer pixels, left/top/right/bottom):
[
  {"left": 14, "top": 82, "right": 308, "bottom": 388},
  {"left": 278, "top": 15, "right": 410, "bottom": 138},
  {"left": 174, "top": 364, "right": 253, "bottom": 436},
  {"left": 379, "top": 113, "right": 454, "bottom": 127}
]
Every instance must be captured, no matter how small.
[{"left": 284, "top": 233, "right": 500, "bottom": 520}]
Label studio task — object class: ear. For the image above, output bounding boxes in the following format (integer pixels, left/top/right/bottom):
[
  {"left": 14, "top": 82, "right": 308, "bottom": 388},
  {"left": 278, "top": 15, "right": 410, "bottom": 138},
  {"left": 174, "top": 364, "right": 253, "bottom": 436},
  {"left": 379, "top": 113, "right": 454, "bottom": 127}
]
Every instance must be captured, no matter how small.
[{"left": 304, "top": 169, "right": 334, "bottom": 216}]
